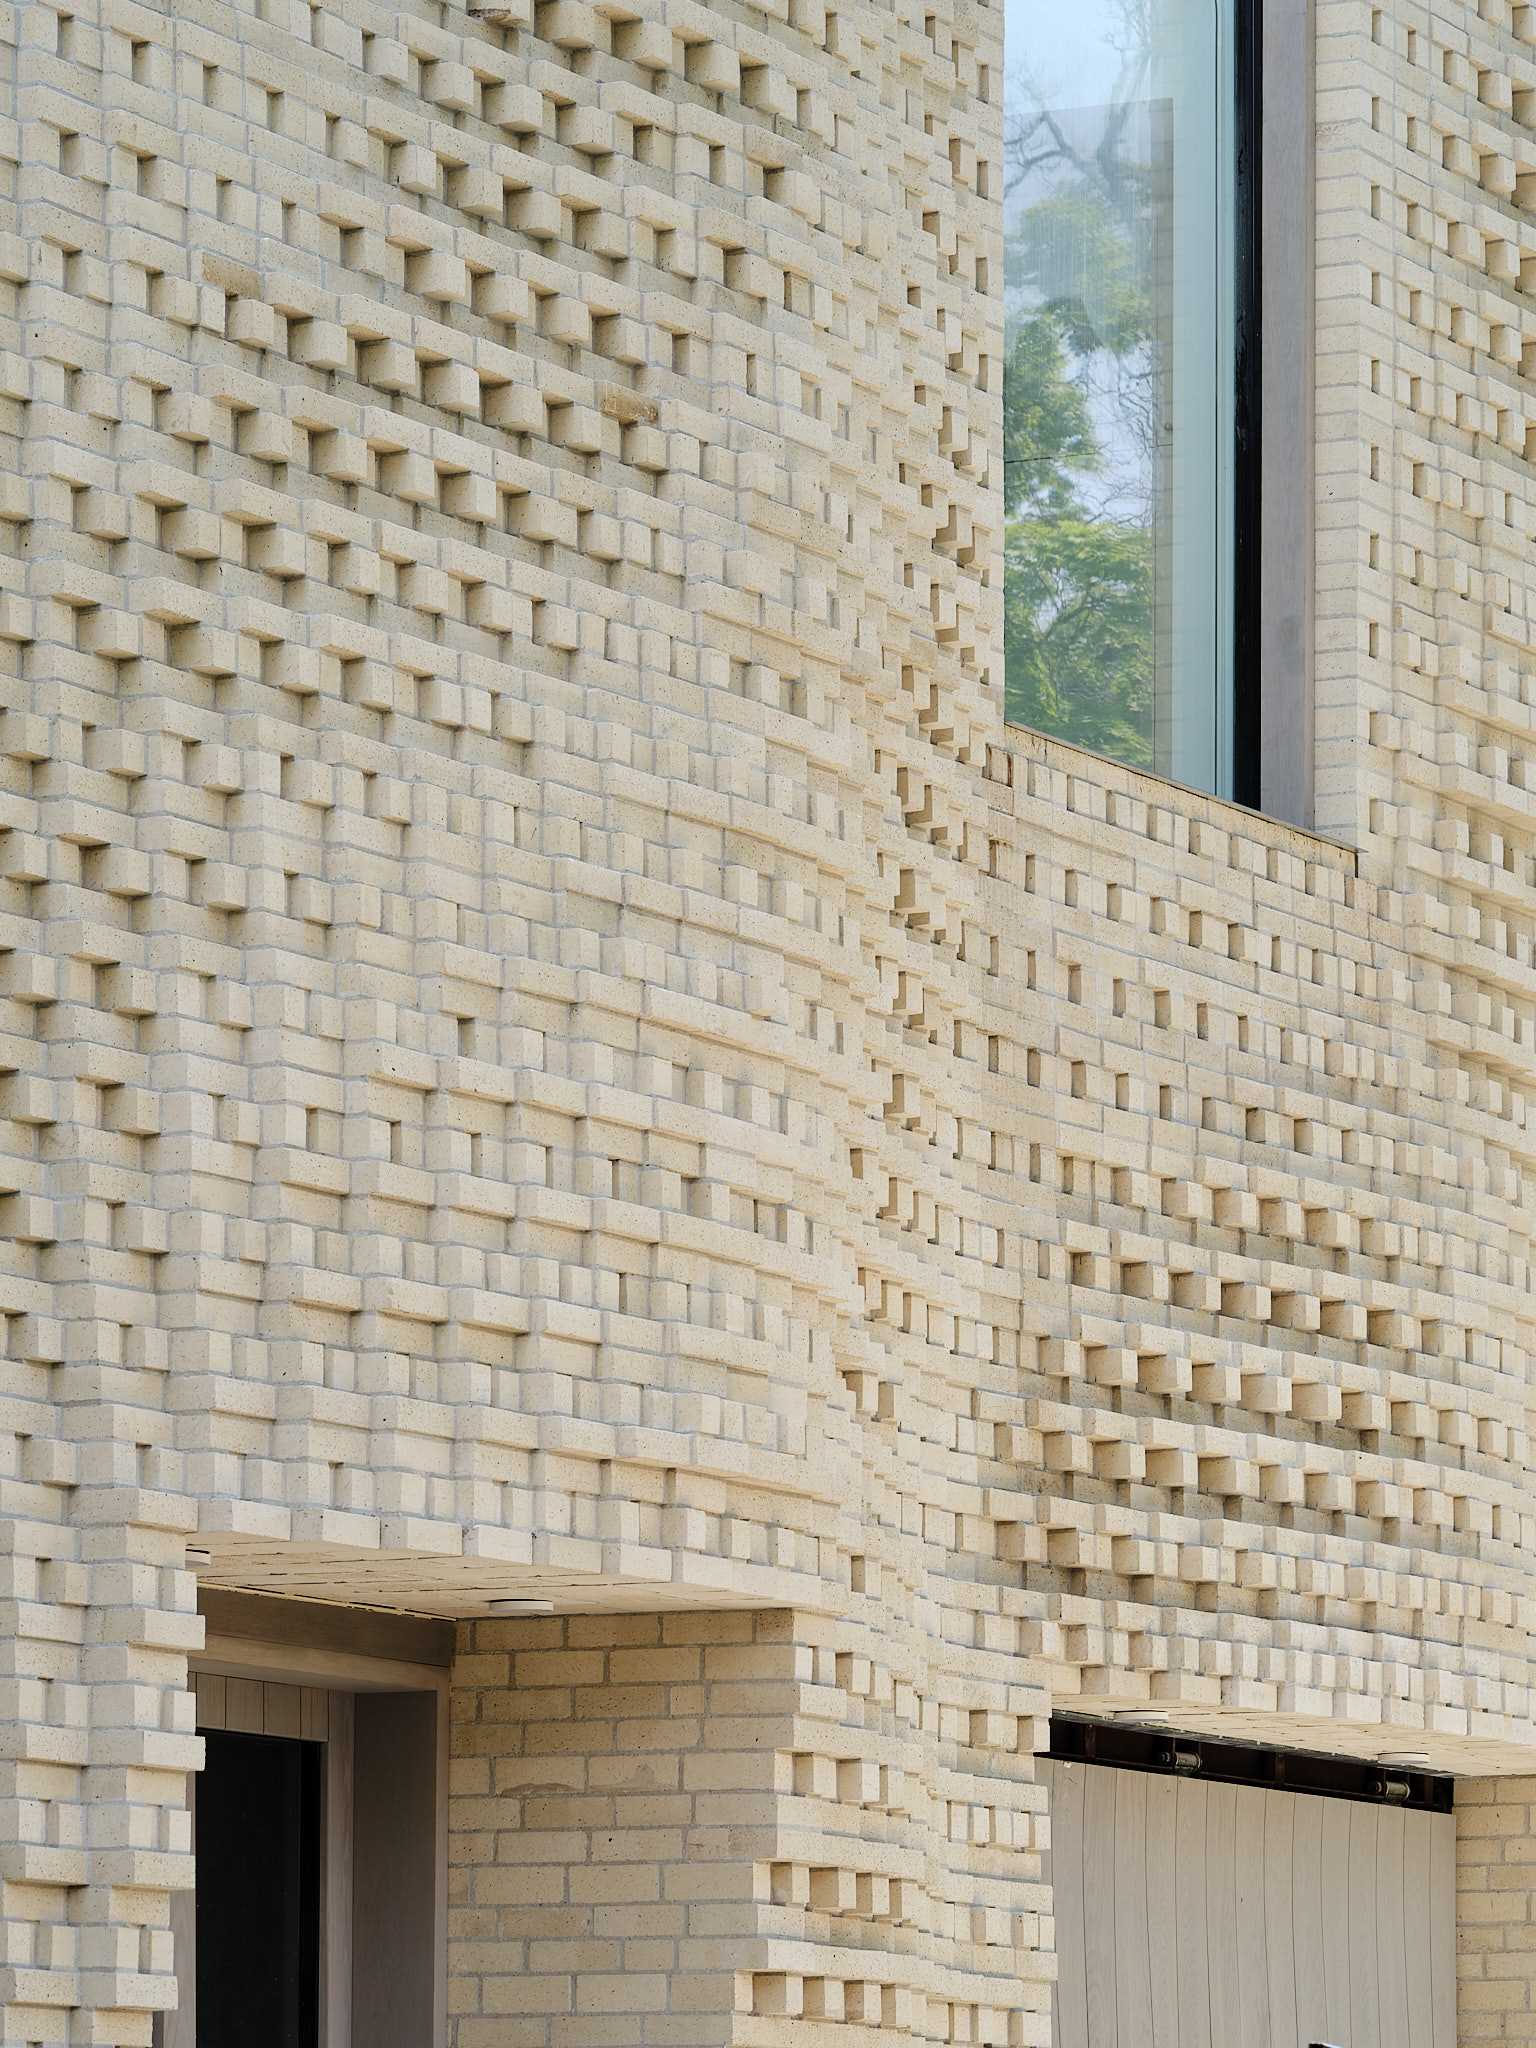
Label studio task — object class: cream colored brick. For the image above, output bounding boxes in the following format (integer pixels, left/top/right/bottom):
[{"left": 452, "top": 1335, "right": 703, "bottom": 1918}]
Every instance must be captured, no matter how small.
[{"left": 8, "top": 0, "right": 1536, "bottom": 2042}]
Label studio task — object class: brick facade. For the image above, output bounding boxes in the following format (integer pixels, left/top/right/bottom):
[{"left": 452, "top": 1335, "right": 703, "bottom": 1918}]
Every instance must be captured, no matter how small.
[
  {"left": 1458, "top": 1778, "right": 1536, "bottom": 2041},
  {"left": 449, "top": 1611, "right": 1047, "bottom": 2048},
  {"left": 3, "top": 0, "right": 1536, "bottom": 2039}
]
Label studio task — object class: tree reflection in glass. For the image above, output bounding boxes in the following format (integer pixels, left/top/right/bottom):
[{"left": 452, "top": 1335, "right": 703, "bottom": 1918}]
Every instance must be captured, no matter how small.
[{"left": 1004, "top": 0, "right": 1234, "bottom": 794}]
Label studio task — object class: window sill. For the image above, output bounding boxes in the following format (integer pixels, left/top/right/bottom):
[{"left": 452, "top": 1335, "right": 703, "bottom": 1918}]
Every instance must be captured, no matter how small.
[{"left": 998, "top": 716, "right": 1355, "bottom": 874}]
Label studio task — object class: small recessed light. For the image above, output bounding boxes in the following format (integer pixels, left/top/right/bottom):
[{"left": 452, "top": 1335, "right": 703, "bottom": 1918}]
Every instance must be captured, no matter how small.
[
  {"left": 1110, "top": 1706, "right": 1171, "bottom": 1723},
  {"left": 1379, "top": 1751, "right": 1430, "bottom": 1767},
  {"left": 489, "top": 1598, "right": 555, "bottom": 1616},
  {"left": 185, "top": 1546, "right": 213, "bottom": 1567}
]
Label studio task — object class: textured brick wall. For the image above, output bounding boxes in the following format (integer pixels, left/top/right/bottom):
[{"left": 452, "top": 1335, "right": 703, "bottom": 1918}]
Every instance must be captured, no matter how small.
[
  {"left": 6, "top": 0, "right": 1536, "bottom": 2039},
  {"left": 991, "top": 742, "right": 1535, "bottom": 1763},
  {"left": 449, "top": 1611, "right": 1048, "bottom": 2048},
  {"left": 1458, "top": 1778, "right": 1536, "bottom": 2041},
  {"left": 449, "top": 1612, "right": 766, "bottom": 2048}
]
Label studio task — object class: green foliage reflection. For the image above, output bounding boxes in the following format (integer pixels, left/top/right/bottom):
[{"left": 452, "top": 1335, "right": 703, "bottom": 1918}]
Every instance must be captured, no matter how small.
[
  {"left": 1003, "top": 20, "right": 1157, "bottom": 768},
  {"left": 1003, "top": 313, "right": 1153, "bottom": 765}
]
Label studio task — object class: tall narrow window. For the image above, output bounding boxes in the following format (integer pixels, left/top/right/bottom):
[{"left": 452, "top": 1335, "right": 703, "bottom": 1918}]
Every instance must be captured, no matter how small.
[{"left": 1004, "top": 1, "right": 1257, "bottom": 796}]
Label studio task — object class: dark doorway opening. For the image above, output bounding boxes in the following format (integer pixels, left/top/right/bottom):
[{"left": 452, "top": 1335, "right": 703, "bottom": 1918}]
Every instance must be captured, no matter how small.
[{"left": 195, "top": 1729, "right": 321, "bottom": 2048}]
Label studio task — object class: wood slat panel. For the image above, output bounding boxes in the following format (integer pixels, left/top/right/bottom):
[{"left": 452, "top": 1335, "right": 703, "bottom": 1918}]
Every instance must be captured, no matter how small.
[
  {"left": 1232, "top": 1784, "right": 1269, "bottom": 2048},
  {"left": 1081, "top": 1763, "right": 1118, "bottom": 2048},
  {"left": 1320, "top": 1796, "right": 1353, "bottom": 2043},
  {"left": 263, "top": 1680, "right": 303, "bottom": 1741},
  {"left": 1376, "top": 1802, "right": 1409, "bottom": 2048},
  {"left": 1048, "top": 1763, "right": 1452, "bottom": 2048},
  {"left": 1049, "top": 1760, "right": 1088, "bottom": 2048},
  {"left": 224, "top": 1676, "right": 265, "bottom": 1734},
  {"left": 1113, "top": 1770, "right": 1152, "bottom": 2048},
  {"left": 195, "top": 1672, "right": 225, "bottom": 1730},
  {"left": 1403, "top": 1809, "right": 1434, "bottom": 2048},
  {"left": 1261, "top": 1789, "right": 1296, "bottom": 2048},
  {"left": 1348, "top": 1800, "right": 1380, "bottom": 2048},
  {"left": 195, "top": 1674, "right": 329, "bottom": 1743},
  {"left": 1143, "top": 1775, "right": 1180, "bottom": 2048},
  {"left": 1291, "top": 1790, "right": 1326, "bottom": 2044},
  {"left": 1429, "top": 1811, "right": 1456, "bottom": 2048},
  {"left": 1203, "top": 1781, "right": 1239, "bottom": 2048},
  {"left": 1174, "top": 1780, "right": 1211, "bottom": 2048}
]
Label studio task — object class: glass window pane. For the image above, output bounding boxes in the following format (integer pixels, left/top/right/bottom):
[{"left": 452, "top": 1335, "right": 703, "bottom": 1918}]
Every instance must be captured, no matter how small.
[{"left": 1004, "top": 0, "right": 1237, "bottom": 794}]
